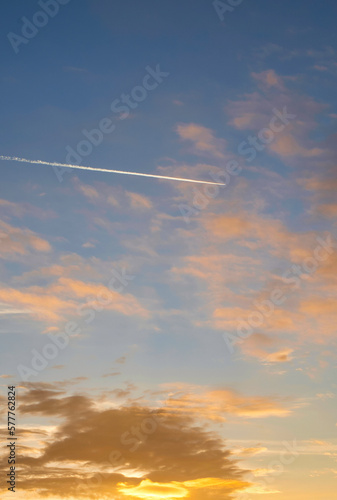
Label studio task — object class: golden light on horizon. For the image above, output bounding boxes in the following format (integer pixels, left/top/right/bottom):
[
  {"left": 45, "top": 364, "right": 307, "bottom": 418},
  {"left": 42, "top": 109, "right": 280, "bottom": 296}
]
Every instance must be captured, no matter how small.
[
  {"left": 117, "top": 477, "right": 250, "bottom": 499},
  {"left": 117, "top": 479, "right": 188, "bottom": 499}
]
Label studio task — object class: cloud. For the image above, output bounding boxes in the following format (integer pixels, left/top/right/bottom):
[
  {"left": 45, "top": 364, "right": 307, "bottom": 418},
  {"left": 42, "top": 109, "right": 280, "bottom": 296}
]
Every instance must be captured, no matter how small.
[
  {"left": 74, "top": 178, "right": 120, "bottom": 207},
  {"left": 201, "top": 211, "right": 318, "bottom": 260},
  {"left": 204, "top": 214, "right": 250, "bottom": 240},
  {"left": 14, "top": 253, "right": 105, "bottom": 284},
  {"left": 237, "top": 446, "right": 268, "bottom": 456},
  {"left": 164, "top": 202, "right": 336, "bottom": 345},
  {"left": 102, "top": 372, "right": 121, "bottom": 378},
  {"left": 241, "top": 334, "right": 294, "bottom": 364},
  {"left": 226, "top": 70, "right": 326, "bottom": 162},
  {"left": 170, "top": 252, "right": 263, "bottom": 317},
  {"left": 118, "top": 479, "right": 188, "bottom": 498},
  {"left": 77, "top": 184, "right": 101, "bottom": 201},
  {"left": 0, "top": 276, "right": 149, "bottom": 323},
  {"left": 299, "top": 177, "right": 337, "bottom": 193},
  {"left": 161, "top": 384, "right": 292, "bottom": 420},
  {"left": 265, "top": 348, "right": 294, "bottom": 363},
  {"left": 300, "top": 297, "right": 336, "bottom": 316},
  {"left": 227, "top": 91, "right": 276, "bottom": 131},
  {"left": 0, "top": 199, "right": 56, "bottom": 219},
  {"left": 127, "top": 192, "right": 153, "bottom": 210},
  {"left": 213, "top": 304, "right": 298, "bottom": 334},
  {"left": 270, "top": 134, "right": 324, "bottom": 158},
  {"left": 118, "top": 477, "right": 249, "bottom": 499},
  {"left": 315, "top": 253, "right": 337, "bottom": 287},
  {"left": 0, "top": 220, "right": 51, "bottom": 259},
  {"left": 75, "top": 178, "right": 156, "bottom": 213},
  {"left": 171, "top": 253, "right": 260, "bottom": 284},
  {"left": 298, "top": 172, "right": 337, "bottom": 219},
  {"left": 317, "top": 203, "right": 337, "bottom": 218},
  {"left": 2, "top": 386, "right": 250, "bottom": 499},
  {"left": 82, "top": 241, "right": 97, "bottom": 248},
  {"left": 175, "top": 123, "right": 226, "bottom": 158},
  {"left": 0, "top": 287, "right": 74, "bottom": 322},
  {"left": 252, "top": 69, "right": 284, "bottom": 90},
  {"left": 157, "top": 162, "right": 227, "bottom": 197}
]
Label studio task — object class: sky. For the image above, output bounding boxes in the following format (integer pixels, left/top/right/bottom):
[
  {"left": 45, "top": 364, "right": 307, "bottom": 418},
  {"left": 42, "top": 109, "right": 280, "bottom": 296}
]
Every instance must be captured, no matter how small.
[{"left": 0, "top": 0, "right": 336, "bottom": 499}]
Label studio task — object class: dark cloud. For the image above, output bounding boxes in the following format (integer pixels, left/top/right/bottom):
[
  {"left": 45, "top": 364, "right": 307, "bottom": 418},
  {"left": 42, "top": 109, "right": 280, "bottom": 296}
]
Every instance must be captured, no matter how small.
[{"left": 0, "top": 386, "right": 250, "bottom": 499}]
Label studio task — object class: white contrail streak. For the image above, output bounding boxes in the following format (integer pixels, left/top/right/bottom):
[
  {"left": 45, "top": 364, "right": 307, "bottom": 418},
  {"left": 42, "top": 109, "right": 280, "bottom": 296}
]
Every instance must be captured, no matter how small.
[{"left": 0, "top": 156, "right": 225, "bottom": 186}]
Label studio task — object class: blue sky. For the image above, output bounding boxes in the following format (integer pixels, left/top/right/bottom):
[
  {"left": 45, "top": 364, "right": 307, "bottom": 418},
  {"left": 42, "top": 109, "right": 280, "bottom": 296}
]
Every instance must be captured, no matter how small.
[{"left": 0, "top": 1, "right": 337, "bottom": 499}]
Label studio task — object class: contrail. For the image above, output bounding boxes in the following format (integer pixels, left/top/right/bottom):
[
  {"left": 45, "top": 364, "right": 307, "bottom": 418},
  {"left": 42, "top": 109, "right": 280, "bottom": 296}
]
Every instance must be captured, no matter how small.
[{"left": 0, "top": 156, "right": 225, "bottom": 186}]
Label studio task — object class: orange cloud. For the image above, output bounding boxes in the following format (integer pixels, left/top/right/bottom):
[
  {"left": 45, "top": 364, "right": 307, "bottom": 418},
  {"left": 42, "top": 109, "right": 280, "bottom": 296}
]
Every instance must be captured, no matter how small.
[
  {"left": 127, "top": 192, "right": 153, "bottom": 210},
  {"left": 0, "top": 277, "right": 149, "bottom": 323},
  {"left": 204, "top": 214, "right": 250, "bottom": 240},
  {"left": 317, "top": 203, "right": 337, "bottom": 218},
  {"left": 176, "top": 123, "right": 226, "bottom": 158},
  {"left": 0, "top": 199, "right": 56, "bottom": 219},
  {"left": 0, "top": 287, "right": 73, "bottom": 322},
  {"left": 270, "top": 134, "right": 324, "bottom": 158},
  {"left": 162, "top": 384, "right": 292, "bottom": 420},
  {"left": 236, "top": 446, "right": 267, "bottom": 456},
  {"left": 15, "top": 253, "right": 108, "bottom": 284},
  {"left": 74, "top": 178, "right": 120, "bottom": 207},
  {"left": 226, "top": 72, "right": 326, "bottom": 170},
  {"left": 202, "top": 211, "right": 320, "bottom": 261},
  {"left": 213, "top": 305, "right": 297, "bottom": 333},
  {"left": 299, "top": 177, "right": 337, "bottom": 192},
  {"left": 231, "top": 113, "right": 257, "bottom": 129},
  {"left": 77, "top": 183, "right": 100, "bottom": 201},
  {"left": 0, "top": 220, "right": 51, "bottom": 259},
  {"left": 252, "top": 69, "right": 284, "bottom": 89},
  {"left": 265, "top": 348, "right": 294, "bottom": 363},
  {"left": 315, "top": 253, "right": 337, "bottom": 285},
  {"left": 240, "top": 334, "right": 294, "bottom": 363},
  {"left": 59, "top": 277, "right": 149, "bottom": 318},
  {"left": 10, "top": 386, "right": 249, "bottom": 499},
  {"left": 299, "top": 297, "right": 337, "bottom": 316},
  {"left": 171, "top": 253, "right": 260, "bottom": 297},
  {"left": 227, "top": 91, "right": 272, "bottom": 130}
]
